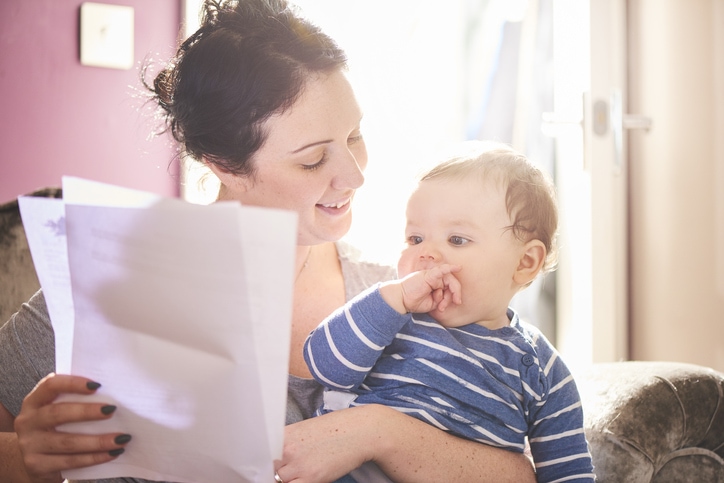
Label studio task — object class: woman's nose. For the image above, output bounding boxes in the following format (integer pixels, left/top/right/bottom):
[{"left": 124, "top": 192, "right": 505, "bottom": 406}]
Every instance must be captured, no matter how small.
[{"left": 331, "top": 149, "right": 366, "bottom": 190}]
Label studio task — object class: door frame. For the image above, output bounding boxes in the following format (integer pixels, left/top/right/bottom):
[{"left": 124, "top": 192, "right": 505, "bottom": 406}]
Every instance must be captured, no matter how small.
[{"left": 551, "top": 0, "right": 629, "bottom": 367}]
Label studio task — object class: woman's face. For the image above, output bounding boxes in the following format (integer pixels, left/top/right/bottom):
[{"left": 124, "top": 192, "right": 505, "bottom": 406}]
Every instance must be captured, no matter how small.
[{"left": 223, "top": 70, "right": 367, "bottom": 246}]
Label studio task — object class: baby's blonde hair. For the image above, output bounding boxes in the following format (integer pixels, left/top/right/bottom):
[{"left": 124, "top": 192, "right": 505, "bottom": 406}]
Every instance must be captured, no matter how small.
[{"left": 419, "top": 141, "right": 559, "bottom": 275}]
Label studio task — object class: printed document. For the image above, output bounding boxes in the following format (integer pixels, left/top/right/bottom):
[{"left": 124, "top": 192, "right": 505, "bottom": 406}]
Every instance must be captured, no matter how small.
[{"left": 19, "top": 177, "right": 297, "bottom": 483}]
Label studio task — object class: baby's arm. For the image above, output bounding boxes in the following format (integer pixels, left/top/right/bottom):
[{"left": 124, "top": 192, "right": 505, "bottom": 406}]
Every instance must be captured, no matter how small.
[
  {"left": 303, "top": 285, "right": 411, "bottom": 390},
  {"left": 528, "top": 355, "right": 595, "bottom": 482},
  {"left": 379, "top": 263, "right": 462, "bottom": 314},
  {"left": 304, "top": 265, "right": 461, "bottom": 390}
]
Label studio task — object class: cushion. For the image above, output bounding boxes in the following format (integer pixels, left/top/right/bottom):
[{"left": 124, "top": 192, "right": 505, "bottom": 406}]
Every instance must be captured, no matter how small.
[
  {"left": 577, "top": 361, "right": 724, "bottom": 482},
  {"left": 0, "top": 187, "right": 62, "bottom": 323}
]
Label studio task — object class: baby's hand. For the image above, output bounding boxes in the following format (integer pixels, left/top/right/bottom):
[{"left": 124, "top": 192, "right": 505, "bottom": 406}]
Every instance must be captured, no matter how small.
[{"left": 399, "top": 264, "right": 462, "bottom": 313}]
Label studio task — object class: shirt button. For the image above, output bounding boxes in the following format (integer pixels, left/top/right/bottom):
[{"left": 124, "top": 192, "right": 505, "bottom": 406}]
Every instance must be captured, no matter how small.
[{"left": 521, "top": 354, "right": 534, "bottom": 366}]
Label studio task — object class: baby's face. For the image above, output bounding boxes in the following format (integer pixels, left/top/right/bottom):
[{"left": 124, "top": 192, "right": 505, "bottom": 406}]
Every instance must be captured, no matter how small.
[{"left": 398, "top": 176, "right": 526, "bottom": 329}]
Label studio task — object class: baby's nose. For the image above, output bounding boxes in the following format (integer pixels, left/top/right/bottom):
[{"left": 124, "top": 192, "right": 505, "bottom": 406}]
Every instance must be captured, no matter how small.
[{"left": 417, "top": 250, "right": 440, "bottom": 269}]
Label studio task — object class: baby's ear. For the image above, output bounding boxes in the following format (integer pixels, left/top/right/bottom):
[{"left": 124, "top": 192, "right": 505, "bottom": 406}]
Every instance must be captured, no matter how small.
[{"left": 513, "top": 240, "right": 546, "bottom": 286}]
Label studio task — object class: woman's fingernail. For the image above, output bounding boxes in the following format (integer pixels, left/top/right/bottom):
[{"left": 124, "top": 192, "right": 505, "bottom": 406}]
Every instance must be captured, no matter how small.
[
  {"left": 108, "top": 448, "right": 125, "bottom": 457},
  {"left": 101, "top": 405, "right": 117, "bottom": 415},
  {"left": 86, "top": 381, "right": 101, "bottom": 390},
  {"left": 114, "top": 434, "right": 132, "bottom": 445}
]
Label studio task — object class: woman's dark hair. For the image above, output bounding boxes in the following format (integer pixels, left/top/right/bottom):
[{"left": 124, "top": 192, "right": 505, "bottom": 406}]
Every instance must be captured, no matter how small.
[{"left": 146, "top": 0, "right": 348, "bottom": 177}]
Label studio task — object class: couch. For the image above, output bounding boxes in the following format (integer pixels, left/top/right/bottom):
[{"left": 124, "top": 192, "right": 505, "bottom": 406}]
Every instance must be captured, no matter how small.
[
  {"left": 578, "top": 361, "right": 724, "bottom": 482},
  {"left": 0, "top": 187, "right": 62, "bottom": 323},
  {"left": 1, "top": 189, "right": 723, "bottom": 482}
]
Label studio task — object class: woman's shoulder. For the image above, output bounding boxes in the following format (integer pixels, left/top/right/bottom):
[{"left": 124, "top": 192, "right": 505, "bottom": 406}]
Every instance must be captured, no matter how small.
[
  {"left": 0, "top": 289, "right": 54, "bottom": 416},
  {"left": 336, "top": 240, "right": 396, "bottom": 302}
]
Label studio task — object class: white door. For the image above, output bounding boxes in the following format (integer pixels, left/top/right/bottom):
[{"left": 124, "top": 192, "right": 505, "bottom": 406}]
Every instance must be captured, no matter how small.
[{"left": 549, "top": 0, "right": 644, "bottom": 368}]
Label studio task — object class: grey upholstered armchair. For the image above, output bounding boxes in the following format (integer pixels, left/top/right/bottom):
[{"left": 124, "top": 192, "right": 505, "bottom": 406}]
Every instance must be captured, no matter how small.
[
  {"left": 0, "top": 187, "right": 62, "bottom": 323},
  {"left": 578, "top": 361, "right": 724, "bottom": 482}
]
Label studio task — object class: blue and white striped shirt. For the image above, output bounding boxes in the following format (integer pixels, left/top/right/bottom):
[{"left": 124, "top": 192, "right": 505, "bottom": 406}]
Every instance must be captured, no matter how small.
[{"left": 304, "top": 284, "right": 595, "bottom": 483}]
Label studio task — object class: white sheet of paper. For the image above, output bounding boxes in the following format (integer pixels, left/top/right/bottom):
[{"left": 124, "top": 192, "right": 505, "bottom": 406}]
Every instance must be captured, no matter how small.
[
  {"left": 62, "top": 176, "right": 167, "bottom": 207},
  {"left": 18, "top": 178, "right": 176, "bottom": 374},
  {"left": 20, "top": 177, "right": 296, "bottom": 483},
  {"left": 235, "top": 206, "right": 296, "bottom": 455},
  {"left": 17, "top": 197, "right": 73, "bottom": 373}
]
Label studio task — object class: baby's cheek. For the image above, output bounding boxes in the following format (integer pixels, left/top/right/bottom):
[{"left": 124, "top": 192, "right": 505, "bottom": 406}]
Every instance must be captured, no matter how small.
[{"left": 396, "top": 253, "right": 415, "bottom": 278}]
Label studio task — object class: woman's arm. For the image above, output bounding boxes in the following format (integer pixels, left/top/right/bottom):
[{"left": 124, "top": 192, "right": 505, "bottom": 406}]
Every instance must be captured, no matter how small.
[
  {"left": 0, "top": 403, "right": 35, "bottom": 483},
  {"left": 278, "top": 404, "right": 536, "bottom": 483},
  {"left": 0, "top": 433, "right": 34, "bottom": 483}
]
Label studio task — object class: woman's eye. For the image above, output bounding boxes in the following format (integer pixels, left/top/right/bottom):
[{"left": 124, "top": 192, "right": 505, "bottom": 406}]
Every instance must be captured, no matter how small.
[
  {"left": 407, "top": 235, "right": 423, "bottom": 245},
  {"left": 303, "top": 153, "right": 328, "bottom": 171},
  {"left": 348, "top": 134, "right": 364, "bottom": 145},
  {"left": 449, "top": 236, "right": 469, "bottom": 246}
]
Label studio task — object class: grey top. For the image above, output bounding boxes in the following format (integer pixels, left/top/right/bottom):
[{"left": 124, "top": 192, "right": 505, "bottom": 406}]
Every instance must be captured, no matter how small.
[{"left": 0, "top": 240, "right": 395, "bottom": 483}]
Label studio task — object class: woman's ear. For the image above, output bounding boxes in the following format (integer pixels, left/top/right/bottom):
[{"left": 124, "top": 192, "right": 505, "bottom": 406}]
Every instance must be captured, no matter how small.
[
  {"left": 513, "top": 239, "right": 546, "bottom": 286},
  {"left": 204, "top": 158, "right": 252, "bottom": 193}
]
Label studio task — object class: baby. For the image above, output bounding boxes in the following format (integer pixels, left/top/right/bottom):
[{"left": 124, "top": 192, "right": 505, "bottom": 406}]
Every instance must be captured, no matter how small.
[{"left": 304, "top": 141, "right": 594, "bottom": 482}]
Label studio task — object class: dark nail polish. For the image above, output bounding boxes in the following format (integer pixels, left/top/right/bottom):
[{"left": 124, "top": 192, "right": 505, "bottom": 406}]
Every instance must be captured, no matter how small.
[
  {"left": 101, "top": 405, "right": 117, "bottom": 415},
  {"left": 108, "top": 448, "right": 125, "bottom": 457},
  {"left": 114, "top": 434, "right": 132, "bottom": 445},
  {"left": 86, "top": 381, "right": 101, "bottom": 390}
]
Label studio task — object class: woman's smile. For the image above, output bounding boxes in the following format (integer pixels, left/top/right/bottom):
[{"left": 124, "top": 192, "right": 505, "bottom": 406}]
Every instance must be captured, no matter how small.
[{"left": 317, "top": 196, "right": 352, "bottom": 215}]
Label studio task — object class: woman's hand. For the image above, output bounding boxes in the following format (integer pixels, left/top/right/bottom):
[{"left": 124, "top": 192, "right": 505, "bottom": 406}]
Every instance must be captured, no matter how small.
[
  {"left": 277, "top": 404, "right": 536, "bottom": 483},
  {"left": 13, "top": 373, "right": 131, "bottom": 483},
  {"left": 276, "top": 406, "right": 376, "bottom": 483}
]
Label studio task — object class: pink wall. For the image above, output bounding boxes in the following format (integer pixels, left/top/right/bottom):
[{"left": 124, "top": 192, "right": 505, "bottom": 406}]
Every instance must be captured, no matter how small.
[{"left": 0, "top": 0, "right": 181, "bottom": 203}]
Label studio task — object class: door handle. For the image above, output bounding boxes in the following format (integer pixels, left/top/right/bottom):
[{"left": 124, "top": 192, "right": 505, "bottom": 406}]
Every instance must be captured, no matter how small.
[
  {"left": 610, "top": 90, "right": 652, "bottom": 171},
  {"left": 541, "top": 91, "right": 652, "bottom": 173},
  {"left": 622, "top": 115, "right": 652, "bottom": 130}
]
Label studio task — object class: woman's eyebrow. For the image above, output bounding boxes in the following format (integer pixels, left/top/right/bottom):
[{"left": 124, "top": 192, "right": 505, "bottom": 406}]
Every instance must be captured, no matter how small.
[{"left": 291, "top": 139, "right": 332, "bottom": 154}]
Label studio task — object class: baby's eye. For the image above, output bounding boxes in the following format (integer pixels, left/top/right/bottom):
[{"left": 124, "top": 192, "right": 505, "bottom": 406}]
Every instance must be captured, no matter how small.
[
  {"left": 449, "top": 235, "right": 470, "bottom": 246},
  {"left": 407, "top": 235, "right": 423, "bottom": 245}
]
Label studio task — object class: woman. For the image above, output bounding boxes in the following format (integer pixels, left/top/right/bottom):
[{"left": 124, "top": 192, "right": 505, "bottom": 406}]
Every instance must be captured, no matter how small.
[{"left": 0, "top": 1, "right": 536, "bottom": 482}]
